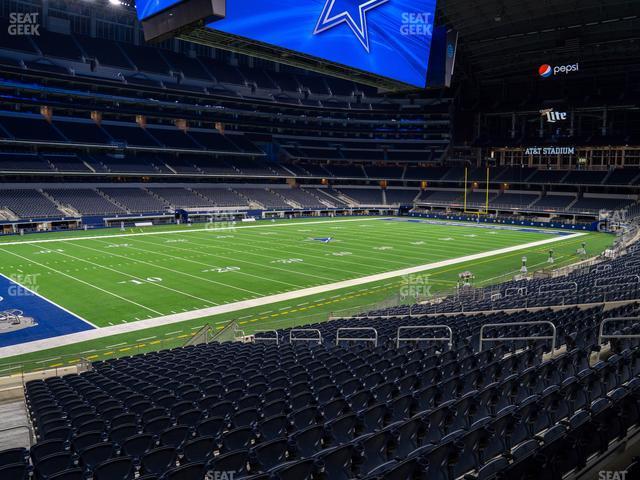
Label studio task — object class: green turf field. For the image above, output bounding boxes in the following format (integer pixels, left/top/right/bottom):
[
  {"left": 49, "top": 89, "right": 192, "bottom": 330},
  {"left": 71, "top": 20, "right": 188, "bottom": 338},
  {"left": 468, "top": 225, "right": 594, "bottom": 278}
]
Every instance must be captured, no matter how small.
[{"left": 0, "top": 217, "right": 614, "bottom": 373}]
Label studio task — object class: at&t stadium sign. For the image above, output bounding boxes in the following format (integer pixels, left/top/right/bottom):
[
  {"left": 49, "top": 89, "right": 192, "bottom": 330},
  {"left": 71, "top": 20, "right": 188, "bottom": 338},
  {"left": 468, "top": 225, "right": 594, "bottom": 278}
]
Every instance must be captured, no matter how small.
[{"left": 524, "top": 147, "right": 576, "bottom": 155}]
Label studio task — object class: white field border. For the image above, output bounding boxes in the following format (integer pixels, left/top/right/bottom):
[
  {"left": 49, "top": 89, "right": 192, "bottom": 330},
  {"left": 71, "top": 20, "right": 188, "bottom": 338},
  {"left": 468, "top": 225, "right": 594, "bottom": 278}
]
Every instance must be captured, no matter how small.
[
  {"left": 0, "top": 217, "right": 388, "bottom": 246},
  {"left": 0, "top": 232, "right": 587, "bottom": 358}
]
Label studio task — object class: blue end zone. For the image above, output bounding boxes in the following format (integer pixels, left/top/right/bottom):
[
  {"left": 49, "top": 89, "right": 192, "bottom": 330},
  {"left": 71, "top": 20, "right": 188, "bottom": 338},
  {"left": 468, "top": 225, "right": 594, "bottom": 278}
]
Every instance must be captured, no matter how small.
[{"left": 0, "top": 275, "right": 95, "bottom": 348}]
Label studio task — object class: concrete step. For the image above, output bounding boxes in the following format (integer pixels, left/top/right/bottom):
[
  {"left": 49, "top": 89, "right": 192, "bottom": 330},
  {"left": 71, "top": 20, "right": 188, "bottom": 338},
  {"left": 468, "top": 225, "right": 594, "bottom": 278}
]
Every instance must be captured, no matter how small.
[{"left": 0, "top": 401, "right": 32, "bottom": 450}]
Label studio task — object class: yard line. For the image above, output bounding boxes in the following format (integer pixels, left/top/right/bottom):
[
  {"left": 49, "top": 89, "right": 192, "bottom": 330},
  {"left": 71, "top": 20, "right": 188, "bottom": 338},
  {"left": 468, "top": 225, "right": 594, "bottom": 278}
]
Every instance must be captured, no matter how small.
[
  {"left": 68, "top": 240, "right": 264, "bottom": 297},
  {"left": 0, "top": 248, "right": 163, "bottom": 316},
  {"left": 38, "top": 244, "right": 220, "bottom": 307},
  {"left": 0, "top": 232, "right": 588, "bottom": 358},
  {"left": 140, "top": 233, "right": 374, "bottom": 280},
  {"left": 0, "top": 217, "right": 388, "bottom": 246},
  {"left": 108, "top": 237, "right": 335, "bottom": 287}
]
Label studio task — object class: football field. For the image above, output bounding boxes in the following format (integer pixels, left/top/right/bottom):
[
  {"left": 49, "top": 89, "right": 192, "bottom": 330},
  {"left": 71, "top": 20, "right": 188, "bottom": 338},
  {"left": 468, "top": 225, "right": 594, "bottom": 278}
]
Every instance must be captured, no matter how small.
[{"left": 0, "top": 216, "right": 614, "bottom": 372}]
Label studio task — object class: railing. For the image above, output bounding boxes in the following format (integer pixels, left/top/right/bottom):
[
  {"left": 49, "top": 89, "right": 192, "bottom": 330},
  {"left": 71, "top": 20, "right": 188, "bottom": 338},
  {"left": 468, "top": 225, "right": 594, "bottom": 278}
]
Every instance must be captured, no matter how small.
[
  {"left": 598, "top": 317, "right": 640, "bottom": 345},
  {"left": 289, "top": 329, "right": 322, "bottom": 344},
  {"left": 336, "top": 328, "right": 378, "bottom": 347},
  {"left": 253, "top": 330, "right": 279, "bottom": 345},
  {"left": 479, "top": 321, "right": 557, "bottom": 352},
  {"left": 396, "top": 325, "right": 453, "bottom": 348},
  {"left": 538, "top": 281, "right": 578, "bottom": 295},
  {"left": 505, "top": 286, "right": 527, "bottom": 297},
  {"left": 594, "top": 275, "right": 640, "bottom": 289}
]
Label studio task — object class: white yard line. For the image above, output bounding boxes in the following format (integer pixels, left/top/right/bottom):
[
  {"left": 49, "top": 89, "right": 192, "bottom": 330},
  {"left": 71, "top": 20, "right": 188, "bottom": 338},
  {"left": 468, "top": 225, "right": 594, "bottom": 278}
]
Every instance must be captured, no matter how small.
[
  {"left": 0, "top": 248, "right": 164, "bottom": 316},
  {"left": 0, "top": 217, "right": 388, "bottom": 246},
  {"left": 0, "top": 232, "right": 586, "bottom": 358},
  {"left": 66, "top": 241, "right": 264, "bottom": 298},
  {"left": 31, "top": 244, "right": 221, "bottom": 306}
]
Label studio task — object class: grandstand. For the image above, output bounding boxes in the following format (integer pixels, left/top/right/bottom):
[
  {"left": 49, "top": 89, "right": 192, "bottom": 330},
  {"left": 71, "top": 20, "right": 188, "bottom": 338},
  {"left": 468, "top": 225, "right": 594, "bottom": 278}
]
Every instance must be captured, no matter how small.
[{"left": 0, "top": 0, "right": 639, "bottom": 478}]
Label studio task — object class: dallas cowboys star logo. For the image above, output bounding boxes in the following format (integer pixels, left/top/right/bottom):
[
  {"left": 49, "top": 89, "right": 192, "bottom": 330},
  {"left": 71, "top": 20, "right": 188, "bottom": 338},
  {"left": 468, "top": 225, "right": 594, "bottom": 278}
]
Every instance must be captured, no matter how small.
[{"left": 313, "top": 0, "right": 389, "bottom": 53}]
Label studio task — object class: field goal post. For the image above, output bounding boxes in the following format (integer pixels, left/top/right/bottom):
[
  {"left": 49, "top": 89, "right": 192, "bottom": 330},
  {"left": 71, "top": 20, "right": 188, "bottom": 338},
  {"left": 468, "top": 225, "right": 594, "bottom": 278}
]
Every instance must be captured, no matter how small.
[{"left": 463, "top": 166, "right": 491, "bottom": 216}]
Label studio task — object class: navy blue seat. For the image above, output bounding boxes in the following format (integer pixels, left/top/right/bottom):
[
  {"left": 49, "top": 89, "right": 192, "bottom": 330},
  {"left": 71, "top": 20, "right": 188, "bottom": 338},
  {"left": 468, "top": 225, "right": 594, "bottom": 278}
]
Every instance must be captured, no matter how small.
[
  {"left": 48, "top": 469, "right": 84, "bottom": 480},
  {"left": 159, "top": 426, "right": 190, "bottom": 450},
  {"left": 122, "top": 434, "right": 155, "bottom": 463},
  {"left": 314, "top": 444, "right": 358, "bottom": 480},
  {"left": 221, "top": 426, "right": 255, "bottom": 453},
  {"left": 269, "top": 458, "right": 315, "bottom": 480},
  {"left": 0, "top": 463, "right": 29, "bottom": 480},
  {"left": 251, "top": 437, "right": 290, "bottom": 471},
  {"left": 93, "top": 457, "right": 135, "bottom": 480},
  {"left": 258, "top": 414, "right": 289, "bottom": 441},
  {"left": 141, "top": 447, "right": 178, "bottom": 476},
  {"left": 207, "top": 450, "right": 251, "bottom": 477},
  {"left": 79, "top": 442, "right": 114, "bottom": 471},
  {"left": 159, "top": 462, "right": 205, "bottom": 480},
  {"left": 195, "top": 417, "right": 225, "bottom": 438},
  {"left": 31, "top": 440, "right": 66, "bottom": 465},
  {"left": 34, "top": 452, "right": 74, "bottom": 480},
  {"left": 0, "top": 448, "right": 27, "bottom": 467}
]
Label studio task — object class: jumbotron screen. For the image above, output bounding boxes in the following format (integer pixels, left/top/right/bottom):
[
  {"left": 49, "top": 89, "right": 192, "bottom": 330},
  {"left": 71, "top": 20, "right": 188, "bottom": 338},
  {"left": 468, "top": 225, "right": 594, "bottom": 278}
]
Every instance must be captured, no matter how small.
[
  {"left": 136, "top": 0, "right": 186, "bottom": 20},
  {"left": 135, "top": 0, "right": 439, "bottom": 89},
  {"left": 206, "top": 0, "right": 437, "bottom": 88}
]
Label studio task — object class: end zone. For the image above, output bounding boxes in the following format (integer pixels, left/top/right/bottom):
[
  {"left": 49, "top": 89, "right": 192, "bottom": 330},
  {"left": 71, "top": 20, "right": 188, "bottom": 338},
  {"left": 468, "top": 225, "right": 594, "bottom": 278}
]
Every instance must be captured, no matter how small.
[{"left": 0, "top": 274, "right": 96, "bottom": 348}]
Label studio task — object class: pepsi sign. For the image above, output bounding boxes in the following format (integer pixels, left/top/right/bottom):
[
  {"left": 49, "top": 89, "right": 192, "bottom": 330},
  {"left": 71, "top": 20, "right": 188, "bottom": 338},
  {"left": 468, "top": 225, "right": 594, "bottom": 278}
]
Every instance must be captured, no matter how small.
[{"left": 538, "top": 62, "right": 579, "bottom": 78}]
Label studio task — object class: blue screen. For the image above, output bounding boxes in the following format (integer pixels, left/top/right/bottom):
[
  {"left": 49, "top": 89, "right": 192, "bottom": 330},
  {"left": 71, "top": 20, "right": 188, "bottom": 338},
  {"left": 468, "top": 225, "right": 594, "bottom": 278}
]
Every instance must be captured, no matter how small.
[
  {"left": 207, "top": 0, "right": 437, "bottom": 88},
  {"left": 136, "top": 0, "right": 185, "bottom": 21}
]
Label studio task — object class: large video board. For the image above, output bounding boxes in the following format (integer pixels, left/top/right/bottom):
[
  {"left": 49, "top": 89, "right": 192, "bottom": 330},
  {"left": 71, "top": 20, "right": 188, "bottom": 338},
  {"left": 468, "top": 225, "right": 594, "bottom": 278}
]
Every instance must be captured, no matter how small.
[
  {"left": 136, "top": 0, "right": 185, "bottom": 21},
  {"left": 205, "top": 0, "right": 437, "bottom": 88}
]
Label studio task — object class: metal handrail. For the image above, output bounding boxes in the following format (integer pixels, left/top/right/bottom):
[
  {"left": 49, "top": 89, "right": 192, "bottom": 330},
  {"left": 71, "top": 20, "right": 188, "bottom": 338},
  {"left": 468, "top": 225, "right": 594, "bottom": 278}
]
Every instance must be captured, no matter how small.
[
  {"left": 336, "top": 328, "right": 378, "bottom": 347},
  {"left": 396, "top": 325, "right": 453, "bottom": 348},
  {"left": 289, "top": 329, "right": 322, "bottom": 344},
  {"left": 598, "top": 317, "right": 640, "bottom": 345},
  {"left": 538, "top": 282, "right": 577, "bottom": 295},
  {"left": 594, "top": 275, "right": 640, "bottom": 289},
  {"left": 253, "top": 330, "right": 279, "bottom": 345},
  {"left": 592, "top": 264, "right": 612, "bottom": 274},
  {"left": 505, "top": 287, "right": 527, "bottom": 297},
  {"left": 479, "top": 321, "right": 557, "bottom": 352}
]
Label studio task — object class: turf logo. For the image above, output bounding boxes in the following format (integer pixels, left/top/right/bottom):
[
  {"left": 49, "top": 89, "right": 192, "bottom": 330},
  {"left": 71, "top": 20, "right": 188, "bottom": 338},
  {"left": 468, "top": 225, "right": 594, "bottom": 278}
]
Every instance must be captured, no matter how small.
[
  {"left": 202, "top": 267, "right": 240, "bottom": 273},
  {"left": 312, "top": 237, "right": 334, "bottom": 243},
  {"left": 271, "top": 259, "right": 304, "bottom": 264}
]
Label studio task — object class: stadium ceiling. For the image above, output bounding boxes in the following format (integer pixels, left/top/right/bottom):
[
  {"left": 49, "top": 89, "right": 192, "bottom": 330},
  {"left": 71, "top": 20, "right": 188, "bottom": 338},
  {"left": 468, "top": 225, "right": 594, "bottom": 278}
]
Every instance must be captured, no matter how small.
[{"left": 437, "top": 0, "right": 639, "bottom": 82}]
